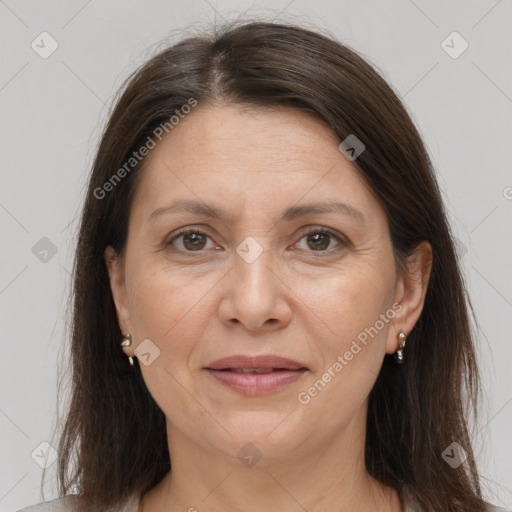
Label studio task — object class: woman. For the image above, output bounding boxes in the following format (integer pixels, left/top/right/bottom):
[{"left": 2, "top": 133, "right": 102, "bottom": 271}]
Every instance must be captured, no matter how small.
[{"left": 18, "top": 20, "right": 508, "bottom": 512}]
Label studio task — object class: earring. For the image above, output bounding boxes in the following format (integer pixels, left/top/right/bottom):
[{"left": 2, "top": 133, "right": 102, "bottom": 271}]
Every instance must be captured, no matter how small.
[
  {"left": 120, "top": 333, "right": 134, "bottom": 366},
  {"left": 120, "top": 333, "right": 132, "bottom": 347},
  {"left": 395, "top": 331, "right": 407, "bottom": 364}
]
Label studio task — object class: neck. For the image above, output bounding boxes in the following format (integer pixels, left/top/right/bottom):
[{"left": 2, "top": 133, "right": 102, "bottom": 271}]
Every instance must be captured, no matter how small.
[{"left": 141, "top": 407, "right": 402, "bottom": 512}]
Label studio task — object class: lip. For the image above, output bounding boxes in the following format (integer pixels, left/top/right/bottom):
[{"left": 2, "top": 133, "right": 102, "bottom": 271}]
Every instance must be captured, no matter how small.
[
  {"left": 205, "top": 355, "right": 307, "bottom": 371},
  {"left": 204, "top": 355, "right": 308, "bottom": 396}
]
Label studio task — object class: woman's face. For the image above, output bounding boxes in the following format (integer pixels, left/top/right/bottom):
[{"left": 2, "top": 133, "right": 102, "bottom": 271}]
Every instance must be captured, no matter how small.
[{"left": 107, "top": 104, "right": 430, "bottom": 465}]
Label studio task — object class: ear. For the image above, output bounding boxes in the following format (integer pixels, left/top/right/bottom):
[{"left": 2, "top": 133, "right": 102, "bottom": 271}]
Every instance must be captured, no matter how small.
[
  {"left": 386, "top": 240, "right": 433, "bottom": 354},
  {"left": 105, "top": 246, "right": 133, "bottom": 354}
]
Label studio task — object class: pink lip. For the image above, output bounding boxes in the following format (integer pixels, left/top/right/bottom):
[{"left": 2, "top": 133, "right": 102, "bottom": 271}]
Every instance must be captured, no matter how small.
[
  {"left": 204, "top": 355, "right": 308, "bottom": 396},
  {"left": 206, "top": 355, "right": 306, "bottom": 370},
  {"left": 206, "top": 368, "right": 308, "bottom": 396}
]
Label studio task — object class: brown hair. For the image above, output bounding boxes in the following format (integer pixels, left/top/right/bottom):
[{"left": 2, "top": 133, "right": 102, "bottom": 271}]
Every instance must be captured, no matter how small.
[{"left": 49, "top": 20, "right": 486, "bottom": 511}]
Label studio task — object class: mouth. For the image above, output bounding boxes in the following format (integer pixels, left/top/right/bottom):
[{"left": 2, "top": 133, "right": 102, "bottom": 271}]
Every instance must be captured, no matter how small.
[
  {"left": 214, "top": 368, "right": 302, "bottom": 374},
  {"left": 204, "top": 355, "right": 309, "bottom": 396},
  {"left": 205, "top": 354, "right": 307, "bottom": 371}
]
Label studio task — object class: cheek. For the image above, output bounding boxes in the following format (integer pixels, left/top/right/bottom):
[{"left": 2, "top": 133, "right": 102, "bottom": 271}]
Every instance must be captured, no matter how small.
[
  {"left": 299, "top": 262, "right": 395, "bottom": 410},
  {"left": 125, "top": 264, "right": 221, "bottom": 385},
  {"left": 306, "top": 260, "right": 394, "bottom": 349},
  {"left": 127, "top": 260, "right": 213, "bottom": 338},
  {"left": 125, "top": 265, "right": 218, "bottom": 427}
]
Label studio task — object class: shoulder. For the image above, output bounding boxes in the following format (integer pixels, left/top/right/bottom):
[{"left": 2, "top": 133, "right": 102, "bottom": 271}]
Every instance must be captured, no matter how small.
[
  {"left": 487, "top": 505, "right": 512, "bottom": 512},
  {"left": 15, "top": 494, "right": 140, "bottom": 512},
  {"left": 15, "top": 495, "right": 80, "bottom": 512},
  {"left": 402, "top": 488, "right": 511, "bottom": 512}
]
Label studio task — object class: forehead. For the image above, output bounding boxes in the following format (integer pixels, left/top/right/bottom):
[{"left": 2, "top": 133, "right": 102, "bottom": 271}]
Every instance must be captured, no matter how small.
[
  {"left": 129, "top": 104, "right": 380, "bottom": 224},
  {"left": 153, "top": 104, "right": 341, "bottom": 166}
]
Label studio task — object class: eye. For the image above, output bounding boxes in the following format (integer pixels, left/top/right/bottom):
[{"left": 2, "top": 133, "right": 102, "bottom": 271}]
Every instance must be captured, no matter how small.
[
  {"left": 166, "top": 226, "right": 346, "bottom": 256},
  {"left": 167, "top": 229, "right": 218, "bottom": 252},
  {"left": 294, "top": 227, "right": 345, "bottom": 254}
]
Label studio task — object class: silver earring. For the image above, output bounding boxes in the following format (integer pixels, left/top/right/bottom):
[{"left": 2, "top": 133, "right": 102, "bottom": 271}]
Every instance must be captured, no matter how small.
[
  {"left": 120, "top": 334, "right": 134, "bottom": 366},
  {"left": 395, "top": 331, "right": 407, "bottom": 364},
  {"left": 120, "top": 333, "right": 132, "bottom": 347}
]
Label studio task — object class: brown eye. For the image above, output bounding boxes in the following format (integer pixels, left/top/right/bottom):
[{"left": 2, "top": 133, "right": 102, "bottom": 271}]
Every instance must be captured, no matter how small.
[
  {"left": 306, "top": 232, "right": 331, "bottom": 251},
  {"left": 295, "top": 227, "right": 345, "bottom": 255},
  {"left": 182, "top": 232, "right": 207, "bottom": 251},
  {"left": 168, "top": 229, "right": 214, "bottom": 252}
]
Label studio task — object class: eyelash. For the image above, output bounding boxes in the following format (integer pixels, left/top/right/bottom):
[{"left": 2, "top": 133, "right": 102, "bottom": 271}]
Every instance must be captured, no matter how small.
[{"left": 166, "top": 226, "right": 346, "bottom": 257}]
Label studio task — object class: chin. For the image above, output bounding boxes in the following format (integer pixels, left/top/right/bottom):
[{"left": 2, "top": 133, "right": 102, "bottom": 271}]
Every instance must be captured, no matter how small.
[{"left": 210, "top": 410, "right": 306, "bottom": 457}]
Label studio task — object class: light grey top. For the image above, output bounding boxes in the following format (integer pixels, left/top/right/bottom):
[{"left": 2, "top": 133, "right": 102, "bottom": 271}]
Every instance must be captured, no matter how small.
[
  {"left": 15, "top": 491, "right": 511, "bottom": 512},
  {"left": 15, "top": 494, "right": 138, "bottom": 512}
]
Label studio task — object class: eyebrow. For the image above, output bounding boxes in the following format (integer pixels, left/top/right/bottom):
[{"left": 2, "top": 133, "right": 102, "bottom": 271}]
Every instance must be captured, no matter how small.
[{"left": 149, "top": 199, "right": 366, "bottom": 225}]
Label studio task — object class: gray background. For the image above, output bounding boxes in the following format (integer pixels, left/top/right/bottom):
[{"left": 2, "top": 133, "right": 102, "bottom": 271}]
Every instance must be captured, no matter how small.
[{"left": 1, "top": 1, "right": 511, "bottom": 510}]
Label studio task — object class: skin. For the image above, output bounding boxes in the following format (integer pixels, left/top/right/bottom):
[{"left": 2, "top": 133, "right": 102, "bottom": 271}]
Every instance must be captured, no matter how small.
[{"left": 106, "top": 104, "right": 432, "bottom": 512}]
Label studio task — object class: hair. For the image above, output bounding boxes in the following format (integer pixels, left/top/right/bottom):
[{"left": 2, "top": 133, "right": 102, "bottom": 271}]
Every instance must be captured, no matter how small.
[{"left": 49, "top": 19, "right": 487, "bottom": 512}]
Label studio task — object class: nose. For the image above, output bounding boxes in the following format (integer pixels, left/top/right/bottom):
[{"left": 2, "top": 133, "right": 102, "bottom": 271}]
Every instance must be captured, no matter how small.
[{"left": 218, "top": 245, "right": 292, "bottom": 333}]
